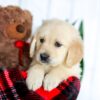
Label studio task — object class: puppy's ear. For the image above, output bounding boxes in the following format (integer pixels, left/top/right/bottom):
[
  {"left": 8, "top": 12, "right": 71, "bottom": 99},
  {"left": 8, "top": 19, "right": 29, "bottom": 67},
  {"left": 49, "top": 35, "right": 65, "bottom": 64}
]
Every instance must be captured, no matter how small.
[
  {"left": 65, "top": 38, "right": 83, "bottom": 67},
  {"left": 42, "top": 20, "right": 50, "bottom": 25},
  {"left": 30, "top": 36, "right": 36, "bottom": 58}
]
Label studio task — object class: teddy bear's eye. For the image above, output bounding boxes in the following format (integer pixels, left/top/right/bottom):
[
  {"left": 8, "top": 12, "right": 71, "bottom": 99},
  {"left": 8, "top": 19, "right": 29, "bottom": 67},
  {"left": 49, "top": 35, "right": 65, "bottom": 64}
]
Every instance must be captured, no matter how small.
[
  {"left": 55, "top": 41, "right": 62, "bottom": 47},
  {"left": 16, "top": 24, "right": 25, "bottom": 33},
  {"left": 40, "top": 38, "right": 45, "bottom": 43}
]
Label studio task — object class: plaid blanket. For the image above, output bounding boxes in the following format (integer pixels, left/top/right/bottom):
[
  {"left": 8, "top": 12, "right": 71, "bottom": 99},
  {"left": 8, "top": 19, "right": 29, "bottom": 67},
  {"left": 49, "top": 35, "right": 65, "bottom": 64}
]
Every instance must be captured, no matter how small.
[{"left": 0, "top": 66, "right": 80, "bottom": 100}]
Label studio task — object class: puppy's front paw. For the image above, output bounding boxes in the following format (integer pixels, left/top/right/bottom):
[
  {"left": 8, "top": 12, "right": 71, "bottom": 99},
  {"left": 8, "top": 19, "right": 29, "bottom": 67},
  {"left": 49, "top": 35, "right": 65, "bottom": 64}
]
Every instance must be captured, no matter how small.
[
  {"left": 26, "top": 76, "right": 43, "bottom": 91},
  {"left": 26, "top": 68, "right": 44, "bottom": 91},
  {"left": 44, "top": 74, "right": 61, "bottom": 91}
]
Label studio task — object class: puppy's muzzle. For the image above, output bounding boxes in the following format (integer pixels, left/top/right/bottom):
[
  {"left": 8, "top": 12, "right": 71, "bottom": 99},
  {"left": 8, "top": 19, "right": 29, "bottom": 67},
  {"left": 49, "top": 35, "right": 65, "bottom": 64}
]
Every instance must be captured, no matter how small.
[{"left": 40, "top": 53, "right": 49, "bottom": 63}]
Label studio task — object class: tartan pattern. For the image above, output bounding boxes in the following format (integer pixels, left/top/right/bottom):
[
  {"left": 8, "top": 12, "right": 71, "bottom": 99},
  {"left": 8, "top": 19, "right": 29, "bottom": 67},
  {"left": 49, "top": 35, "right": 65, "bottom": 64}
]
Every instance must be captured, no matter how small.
[
  {"left": 53, "top": 76, "right": 80, "bottom": 100},
  {"left": 0, "top": 66, "right": 80, "bottom": 100}
]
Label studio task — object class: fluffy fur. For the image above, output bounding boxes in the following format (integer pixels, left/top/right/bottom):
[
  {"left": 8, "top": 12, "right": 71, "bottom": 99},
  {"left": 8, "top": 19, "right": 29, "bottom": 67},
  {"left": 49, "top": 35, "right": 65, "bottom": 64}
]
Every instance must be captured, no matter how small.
[
  {"left": 26, "top": 19, "right": 83, "bottom": 91},
  {"left": 0, "top": 6, "right": 32, "bottom": 69}
]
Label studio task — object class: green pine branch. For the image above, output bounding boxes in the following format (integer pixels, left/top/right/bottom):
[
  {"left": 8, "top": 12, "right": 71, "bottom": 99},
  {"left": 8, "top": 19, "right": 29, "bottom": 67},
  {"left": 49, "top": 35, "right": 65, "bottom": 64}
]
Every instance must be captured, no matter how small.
[
  {"left": 78, "top": 21, "right": 84, "bottom": 80},
  {"left": 69, "top": 20, "right": 84, "bottom": 80},
  {"left": 79, "top": 21, "right": 84, "bottom": 40}
]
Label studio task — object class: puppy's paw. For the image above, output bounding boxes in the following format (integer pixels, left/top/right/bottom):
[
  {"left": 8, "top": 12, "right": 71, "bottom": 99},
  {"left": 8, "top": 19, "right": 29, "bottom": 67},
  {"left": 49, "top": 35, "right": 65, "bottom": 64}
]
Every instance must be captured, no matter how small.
[
  {"left": 26, "top": 76, "right": 43, "bottom": 91},
  {"left": 43, "top": 74, "right": 61, "bottom": 91},
  {"left": 26, "top": 68, "right": 44, "bottom": 91}
]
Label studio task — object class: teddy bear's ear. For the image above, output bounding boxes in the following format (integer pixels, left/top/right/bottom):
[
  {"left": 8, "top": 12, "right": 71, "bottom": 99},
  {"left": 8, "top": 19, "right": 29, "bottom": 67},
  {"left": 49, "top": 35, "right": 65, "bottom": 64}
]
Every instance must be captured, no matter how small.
[
  {"left": 24, "top": 10, "right": 32, "bottom": 22},
  {"left": 30, "top": 36, "right": 36, "bottom": 58},
  {"left": 65, "top": 38, "right": 83, "bottom": 67}
]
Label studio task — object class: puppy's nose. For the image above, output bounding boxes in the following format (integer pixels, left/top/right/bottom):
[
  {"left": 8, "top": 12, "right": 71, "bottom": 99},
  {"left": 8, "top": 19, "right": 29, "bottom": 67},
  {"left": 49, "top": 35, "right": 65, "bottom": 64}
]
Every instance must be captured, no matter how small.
[{"left": 40, "top": 53, "right": 49, "bottom": 63}]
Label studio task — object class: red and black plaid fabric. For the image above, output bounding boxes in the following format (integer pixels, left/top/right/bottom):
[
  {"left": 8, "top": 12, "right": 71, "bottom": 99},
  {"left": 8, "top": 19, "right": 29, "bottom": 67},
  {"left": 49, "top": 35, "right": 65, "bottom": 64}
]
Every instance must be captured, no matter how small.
[{"left": 0, "top": 66, "right": 80, "bottom": 100}]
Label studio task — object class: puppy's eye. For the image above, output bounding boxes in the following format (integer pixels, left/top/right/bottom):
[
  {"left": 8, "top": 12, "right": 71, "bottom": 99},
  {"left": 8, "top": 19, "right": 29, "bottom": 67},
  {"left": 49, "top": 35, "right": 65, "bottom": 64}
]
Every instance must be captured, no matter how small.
[
  {"left": 40, "top": 38, "right": 45, "bottom": 43},
  {"left": 55, "top": 41, "right": 62, "bottom": 47}
]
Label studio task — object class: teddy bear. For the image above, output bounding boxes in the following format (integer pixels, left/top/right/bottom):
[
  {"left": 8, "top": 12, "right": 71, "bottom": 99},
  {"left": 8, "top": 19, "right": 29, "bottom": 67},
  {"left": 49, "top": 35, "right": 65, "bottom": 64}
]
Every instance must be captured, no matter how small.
[{"left": 0, "top": 6, "right": 32, "bottom": 70}]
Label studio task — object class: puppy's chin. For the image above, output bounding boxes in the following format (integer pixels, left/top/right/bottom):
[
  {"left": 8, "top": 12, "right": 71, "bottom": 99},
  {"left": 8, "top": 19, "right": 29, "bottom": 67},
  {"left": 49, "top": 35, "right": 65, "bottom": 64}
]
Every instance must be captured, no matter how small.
[{"left": 49, "top": 60, "right": 62, "bottom": 67}]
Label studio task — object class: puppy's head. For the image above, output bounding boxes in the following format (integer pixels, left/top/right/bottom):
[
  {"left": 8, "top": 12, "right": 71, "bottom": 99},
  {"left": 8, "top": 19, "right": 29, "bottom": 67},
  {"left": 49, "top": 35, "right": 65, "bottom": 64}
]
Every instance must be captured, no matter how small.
[{"left": 30, "top": 19, "right": 83, "bottom": 67}]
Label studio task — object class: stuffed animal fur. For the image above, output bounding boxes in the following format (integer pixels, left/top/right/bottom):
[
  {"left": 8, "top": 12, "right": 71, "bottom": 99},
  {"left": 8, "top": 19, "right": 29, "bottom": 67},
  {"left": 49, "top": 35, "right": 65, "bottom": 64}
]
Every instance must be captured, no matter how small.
[{"left": 0, "top": 6, "right": 32, "bottom": 69}]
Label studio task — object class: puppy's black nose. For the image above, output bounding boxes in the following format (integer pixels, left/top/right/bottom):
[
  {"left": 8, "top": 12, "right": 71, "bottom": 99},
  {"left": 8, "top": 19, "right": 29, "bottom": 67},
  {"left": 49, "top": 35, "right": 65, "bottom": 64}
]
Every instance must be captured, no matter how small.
[{"left": 40, "top": 53, "right": 49, "bottom": 63}]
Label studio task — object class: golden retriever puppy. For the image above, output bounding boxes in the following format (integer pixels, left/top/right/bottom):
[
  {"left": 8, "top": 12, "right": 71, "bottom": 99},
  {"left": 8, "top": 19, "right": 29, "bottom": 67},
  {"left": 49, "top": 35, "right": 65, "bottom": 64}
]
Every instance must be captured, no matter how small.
[{"left": 26, "top": 19, "right": 83, "bottom": 91}]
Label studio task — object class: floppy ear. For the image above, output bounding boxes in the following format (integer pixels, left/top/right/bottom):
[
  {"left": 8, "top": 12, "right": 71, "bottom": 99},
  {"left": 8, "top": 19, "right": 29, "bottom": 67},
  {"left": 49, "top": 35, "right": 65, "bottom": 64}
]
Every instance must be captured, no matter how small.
[
  {"left": 30, "top": 36, "right": 36, "bottom": 58},
  {"left": 66, "top": 39, "right": 83, "bottom": 67}
]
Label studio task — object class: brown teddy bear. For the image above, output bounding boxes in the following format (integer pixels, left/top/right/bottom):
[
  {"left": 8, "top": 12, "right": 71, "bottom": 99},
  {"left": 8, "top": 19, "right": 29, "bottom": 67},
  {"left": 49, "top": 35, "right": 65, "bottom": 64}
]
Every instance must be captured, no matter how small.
[{"left": 0, "top": 6, "right": 32, "bottom": 70}]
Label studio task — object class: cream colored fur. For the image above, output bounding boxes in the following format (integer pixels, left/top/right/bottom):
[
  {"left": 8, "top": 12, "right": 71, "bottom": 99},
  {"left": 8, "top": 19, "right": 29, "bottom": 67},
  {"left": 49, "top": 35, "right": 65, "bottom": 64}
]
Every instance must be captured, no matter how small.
[{"left": 26, "top": 19, "right": 83, "bottom": 91}]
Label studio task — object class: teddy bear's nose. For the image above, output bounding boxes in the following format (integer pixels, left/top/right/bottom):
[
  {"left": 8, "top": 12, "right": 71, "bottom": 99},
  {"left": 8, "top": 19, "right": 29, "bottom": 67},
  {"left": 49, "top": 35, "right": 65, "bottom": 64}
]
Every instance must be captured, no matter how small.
[
  {"left": 40, "top": 53, "right": 49, "bottom": 63},
  {"left": 16, "top": 24, "right": 25, "bottom": 33}
]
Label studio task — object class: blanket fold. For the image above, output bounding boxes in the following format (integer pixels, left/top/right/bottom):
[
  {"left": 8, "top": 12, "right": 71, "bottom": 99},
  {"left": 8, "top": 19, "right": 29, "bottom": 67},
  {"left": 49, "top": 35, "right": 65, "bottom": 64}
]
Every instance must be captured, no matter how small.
[{"left": 0, "top": 67, "right": 80, "bottom": 100}]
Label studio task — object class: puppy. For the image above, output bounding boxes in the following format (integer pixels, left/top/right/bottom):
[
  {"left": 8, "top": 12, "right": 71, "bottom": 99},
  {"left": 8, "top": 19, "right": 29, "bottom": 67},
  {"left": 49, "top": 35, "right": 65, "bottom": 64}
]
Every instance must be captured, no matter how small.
[{"left": 26, "top": 19, "right": 83, "bottom": 91}]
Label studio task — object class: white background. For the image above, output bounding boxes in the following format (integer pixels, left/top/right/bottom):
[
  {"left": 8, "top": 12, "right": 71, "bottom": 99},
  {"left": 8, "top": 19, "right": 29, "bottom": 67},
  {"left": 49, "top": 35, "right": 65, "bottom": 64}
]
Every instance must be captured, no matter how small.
[{"left": 0, "top": 0, "right": 100, "bottom": 100}]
